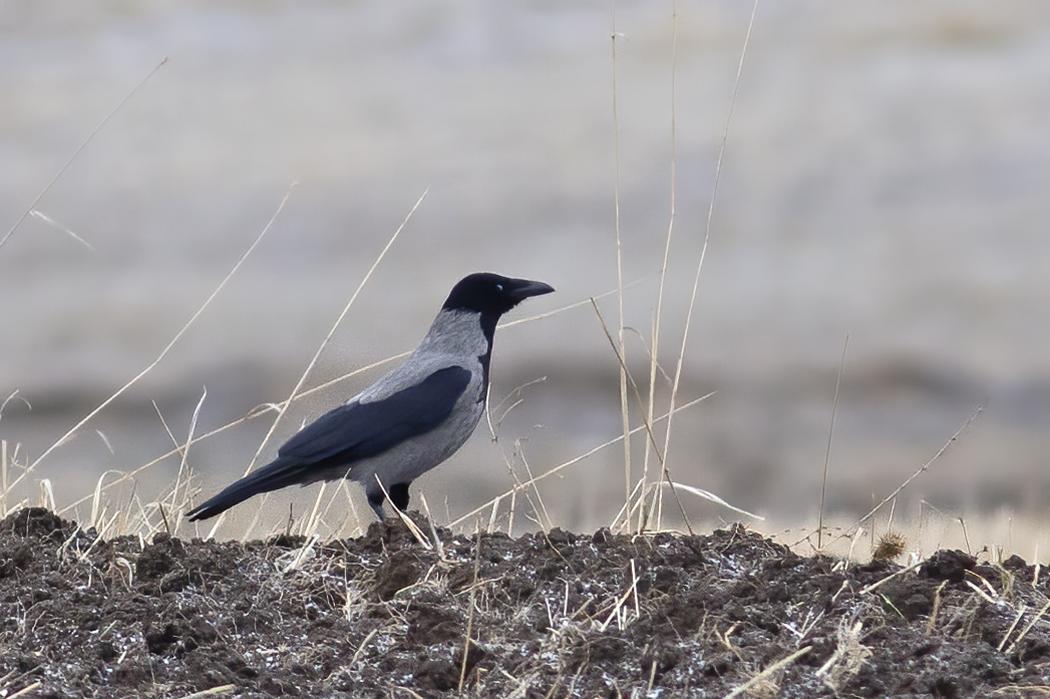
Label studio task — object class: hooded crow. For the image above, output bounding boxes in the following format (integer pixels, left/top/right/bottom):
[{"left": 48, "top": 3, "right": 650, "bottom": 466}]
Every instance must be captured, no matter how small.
[{"left": 187, "top": 272, "right": 554, "bottom": 522}]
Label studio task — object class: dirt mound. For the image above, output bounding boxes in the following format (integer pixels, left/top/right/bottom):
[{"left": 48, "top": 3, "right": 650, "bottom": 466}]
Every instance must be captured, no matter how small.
[{"left": 1, "top": 507, "right": 1048, "bottom": 697}]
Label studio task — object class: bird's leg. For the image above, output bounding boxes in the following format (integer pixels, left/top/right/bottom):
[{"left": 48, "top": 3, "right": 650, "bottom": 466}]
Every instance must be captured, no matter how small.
[
  {"left": 389, "top": 483, "right": 410, "bottom": 512},
  {"left": 367, "top": 489, "right": 387, "bottom": 520}
]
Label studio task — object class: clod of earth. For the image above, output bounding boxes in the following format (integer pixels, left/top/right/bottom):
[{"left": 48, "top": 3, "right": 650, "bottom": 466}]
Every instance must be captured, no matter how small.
[{"left": 0, "top": 507, "right": 1048, "bottom": 697}]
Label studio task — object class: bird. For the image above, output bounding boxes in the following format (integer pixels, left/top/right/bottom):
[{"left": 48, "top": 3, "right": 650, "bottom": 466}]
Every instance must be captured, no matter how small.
[{"left": 186, "top": 272, "right": 554, "bottom": 522}]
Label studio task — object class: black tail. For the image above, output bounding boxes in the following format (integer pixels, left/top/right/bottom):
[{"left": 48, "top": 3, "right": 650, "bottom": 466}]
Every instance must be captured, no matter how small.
[{"left": 186, "top": 457, "right": 312, "bottom": 521}]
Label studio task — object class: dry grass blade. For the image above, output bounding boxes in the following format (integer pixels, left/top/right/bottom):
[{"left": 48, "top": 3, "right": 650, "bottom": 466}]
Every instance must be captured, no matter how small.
[
  {"left": 858, "top": 560, "right": 923, "bottom": 595},
  {"left": 172, "top": 685, "right": 237, "bottom": 699},
  {"left": 818, "top": 333, "right": 848, "bottom": 550},
  {"left": 0, "top": 390, "right": 30, "bottom": 417},
  {"left": 397, "top": 689, "right": 427, "bottom": 699},
  {"left": 458, "top": 524, "right": 483, "bottom": 691},
  {"left": 1, "top": 58, "right": 168, "bottom": 250},
  {"left": 588, "top": 300, "right": 663, "bottom": 462},
  {"left": 90, "top": 471, "right": 125, "bottom": 532},
  {"left": 38, "top": 479, "right": 56, "bottom": 511},
  {"left": 1, "top": 440, "right": 9, "bottom": 517},
  {"left": 448, "top": 393, "right": 713, "bottom": 529},
  {"left": 8, "top": 682, "right": 42, "bottom": 699},
  {"left": 170, "top": 387, "right": 208, "bottom": 531},
  {"left": 609, "top": 0, "right": 629, "bottom": 514},
  {"left": 590, "top": 298, "right": 693, "bottom": 534},
  {"left": 299, "top": 482, "right": 330, "bottom": 538},
  {"left": 722, "top": 646, "right": 810, "bottom": 699},
  {"left": 418, "top": 494, "right": 445, "bottom": 559},
  {"left": 598, "top": 559, "right": 640, "bottom": 632},
  {"left": 374, "top": 478, "right": 430, "bottom": 549},
  {"left": 28, "top": 210, "right": 97, "bottom": 252},
  {"left": 642, "top": 0, "right": 680, "bottom": 536},
  {"left": 660, "top": 0, "right": 759, "bottom": 506},
  {"left": 926, "top": 581, "right": 947, "bottom": 635},
  {"left": 514, "top": 447, "right": 553, "bottom": 533},
  {"left": 991, "top": 687, "right": 1050, "bottom": 696},
  {"left": 349, "top": 628, "right": 378, "bottom": 666},
  {"left": 487, "top": 378, "right": 546, "bottom": 435},
  {"left": 663, "top": 482, "right": 762, "bottom": 521},
  {"left": 1005, "top": 599, "right": 1050, "bottom": 656},
  {"left": 999, "top": 603, "right": 1027, "bottom": 653},
  {"left": 839, "top": 405, "right": 983, "bottom": 545},
  {"left": 19, "top": 182, "right": 297, "bottom": 491},
  {"left": 816, "top": 620, "right": 871, "bottom": 690},
  {"left": 609, "top": 477, "right": 647, "bottom": 533}
]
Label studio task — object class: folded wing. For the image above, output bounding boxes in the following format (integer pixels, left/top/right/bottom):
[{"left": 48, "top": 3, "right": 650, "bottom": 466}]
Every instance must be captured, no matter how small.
[{"left": 186, "top": 366, "right": 471, "bottom": 520}]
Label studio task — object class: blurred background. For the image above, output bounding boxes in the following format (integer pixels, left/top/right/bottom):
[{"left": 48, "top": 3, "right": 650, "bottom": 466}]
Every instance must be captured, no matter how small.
[{"left": 2, "top": 1, "right": 1050, "bottom": 546}]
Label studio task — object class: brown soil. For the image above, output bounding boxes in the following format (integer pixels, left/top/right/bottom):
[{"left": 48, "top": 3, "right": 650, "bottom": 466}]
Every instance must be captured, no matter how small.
[{"left": 1, "top": 507, "right": 1048, "bottom": 698}]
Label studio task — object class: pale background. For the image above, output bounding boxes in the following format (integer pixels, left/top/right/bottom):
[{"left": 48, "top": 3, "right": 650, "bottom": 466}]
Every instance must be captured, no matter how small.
[{"left": 2, "top": 1, "right": 1049, "bottom": 545}]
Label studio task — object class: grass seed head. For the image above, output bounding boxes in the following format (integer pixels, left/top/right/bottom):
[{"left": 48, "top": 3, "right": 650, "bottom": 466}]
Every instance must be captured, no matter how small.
[{"left": 872, "top": 532, "right": 907, "bottom": 562}]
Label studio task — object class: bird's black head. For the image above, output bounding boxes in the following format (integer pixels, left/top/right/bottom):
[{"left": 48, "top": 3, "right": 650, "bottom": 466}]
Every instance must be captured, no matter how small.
[{"left": 442, "top": 273, "right": 554, "bottom": 318}]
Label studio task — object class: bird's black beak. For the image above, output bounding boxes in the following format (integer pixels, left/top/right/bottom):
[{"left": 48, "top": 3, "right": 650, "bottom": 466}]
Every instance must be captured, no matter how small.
[{"left": 507, "top": 279, "right": 555, "bottom": 301}]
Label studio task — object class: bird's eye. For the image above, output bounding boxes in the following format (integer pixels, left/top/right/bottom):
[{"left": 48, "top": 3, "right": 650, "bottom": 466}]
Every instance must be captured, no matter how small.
[{"left": 495, "top": 283, "right": 504, "bottom": 292}]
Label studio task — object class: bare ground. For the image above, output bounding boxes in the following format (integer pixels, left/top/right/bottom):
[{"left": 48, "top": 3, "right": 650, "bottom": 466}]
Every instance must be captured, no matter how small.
[{"left": 1, "top": 508, "right": 1048, "bottom": 698}]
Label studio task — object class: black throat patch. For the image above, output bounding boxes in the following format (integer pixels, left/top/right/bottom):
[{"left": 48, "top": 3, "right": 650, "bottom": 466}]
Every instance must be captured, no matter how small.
[{"left": 477, "top": 311, "right": 498, "bottom": 401}]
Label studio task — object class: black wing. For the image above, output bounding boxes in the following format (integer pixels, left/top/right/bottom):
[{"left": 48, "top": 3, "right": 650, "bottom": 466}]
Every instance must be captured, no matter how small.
[
  {"left": 187, "top": 366, "right": 471, "bottom": 520},
  {"left": 279, "top": 365, "right": 472, "bottom": 463}
]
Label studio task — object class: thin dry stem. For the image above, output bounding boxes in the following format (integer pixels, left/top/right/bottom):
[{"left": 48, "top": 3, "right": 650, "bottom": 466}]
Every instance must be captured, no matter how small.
[
  {"left": 609, "top": 2, "right": 632, "bottom": 511},
  {"left": 20, "top": 182, "right": 296, "bottom": 490},
  {"left": 999, "top": 603, "right": 1027, "bottom": 653},
  {"left": 172, "top": 684, "right": 237, "bottom": 699},
  {"left": 839, "top": 405, "right": 983, "bottom": 544},
  {"left": 926, "top": 581, "right": 947, "bottom": 634},
  {"left": 818, "top": 333, "right": 849, "bottom": 550},
  {"left": 449, "top": 394, "right": 711, "bottom": 529},
  {"left": 660, "top": 0, "right": 759, "bottom": 530},
  {"left": 1006, "top": 599, "right": 1050, "bottom": 656},
  {"left": 590, "top": 298, "right": 693, "bottom": 534},
  {"left": 858, "top": 560, "right": 923, "bottom": 596},
  {"left": 645, "top": 0, "right": 680, "bottom": 534},
  {"left": 458, "top": 524, "right": 483, "bottom": 691},
  {"left": 172, "top": 388, "right": 208, "bottom": 530},
  {"left": 8, "top": 682, "right": 43, "bottom": 699},
  {"left": 1, "top": 58, "right": 168, "bottom": 250},
  {"left": 28, "top": 210, "right": 97, "bottom": 252},
  {"left": 723, "top": 645, "right": 810, "bottom": 699}
]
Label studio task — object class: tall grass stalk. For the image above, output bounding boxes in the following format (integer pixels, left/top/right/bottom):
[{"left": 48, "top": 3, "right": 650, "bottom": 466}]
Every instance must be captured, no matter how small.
[
  {"left": 0, "top": 440, "right": 7, "bottom": 518},
  {"left": 818, "top": 334, "right": 849, "bottom": 550},
  {"left": 642, "top": 0, "right": 679, "bottom": 535},
  {"left": 602, "top": 0, "right": 760, "bottom": 534},
  {"left": 609, "top": 2, "right": 633, "bottom": 512},
  {"left": 654, "top": 0, "right": 760, "bottom": 532},
  {"left": 590, "top": 299, "right": 692, "bottom": 533}
]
